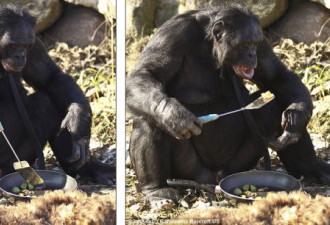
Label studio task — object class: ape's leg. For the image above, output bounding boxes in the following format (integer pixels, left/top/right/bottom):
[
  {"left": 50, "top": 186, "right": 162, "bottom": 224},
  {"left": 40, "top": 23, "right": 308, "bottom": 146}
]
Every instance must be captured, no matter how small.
[
  {"left": 217, "top": 92, "right": 280, "bottom": 177},
  {"left": 223, "top": 137, "right": 263, "bottom": 178},
  {"left": 49, "top": 131, "right": 115, "bottom": 185},
  {"left": 171, "top": 139, "right": 215, "bottom": 184},
  {"left": 277, "top": 131, "right": 330, "bottom": 184},
  {"left": 27, "top": 91, "right": 115, "bottom": 184},
  {"left": 250, "top": 93, "right": 330, "bottom": 184},
  {"left": 0, "top": 91, "right": 61, "bottom": 175},
  {"left": 129, "top": 119, "right": 182, "bottom": 205}
]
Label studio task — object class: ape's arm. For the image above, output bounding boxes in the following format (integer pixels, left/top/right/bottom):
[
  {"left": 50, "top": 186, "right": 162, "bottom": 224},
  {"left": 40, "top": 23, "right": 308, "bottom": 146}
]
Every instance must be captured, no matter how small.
[
  {"left": 254, "top": 40, "right": 313, "bottom": 151},
  {"left": 126, "top": 15, "right": 203, "bottom": 139},
  {"left": 22, "top": 38, "right": 91, "bottom": 166}
]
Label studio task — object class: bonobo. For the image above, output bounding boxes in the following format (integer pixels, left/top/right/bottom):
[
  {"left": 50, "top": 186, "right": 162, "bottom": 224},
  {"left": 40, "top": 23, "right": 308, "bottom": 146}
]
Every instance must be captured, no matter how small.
[
  {"left": 126, "top": 6, "right": 330, "bottom": 206},
  {"left": 0, "top": 4, "right": 115, "bottom": 184}
]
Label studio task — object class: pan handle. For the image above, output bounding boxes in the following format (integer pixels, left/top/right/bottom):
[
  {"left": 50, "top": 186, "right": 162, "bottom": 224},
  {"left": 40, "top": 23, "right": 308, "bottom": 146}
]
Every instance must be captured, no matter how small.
[{"left": 197, "top": 114, "right": 219, "bottom": 124}]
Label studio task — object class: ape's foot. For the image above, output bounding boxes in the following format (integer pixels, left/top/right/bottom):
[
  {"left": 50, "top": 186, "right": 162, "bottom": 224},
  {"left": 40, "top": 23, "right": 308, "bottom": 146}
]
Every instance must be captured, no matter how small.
[
  {"left": 315, "top": 161, "right": 330, "bottom": 185},
  {"left": 74, "top": 158, "right": 116, "bottom": 185},
  {"left": 294, "top": 160, "right": 330, "bottom": 185},
  {"left": 145, "top": 187, "right": 181, "bottom": 209}
]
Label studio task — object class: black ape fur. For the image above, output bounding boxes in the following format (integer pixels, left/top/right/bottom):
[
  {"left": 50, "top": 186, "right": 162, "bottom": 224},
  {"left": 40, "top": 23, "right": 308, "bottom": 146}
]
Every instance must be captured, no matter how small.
[
  {"left": 126, "top": 6, "right": 330, "bottom": 204},
  {"left": 0, "top": 4, "right": 115, "bottom": 184}
]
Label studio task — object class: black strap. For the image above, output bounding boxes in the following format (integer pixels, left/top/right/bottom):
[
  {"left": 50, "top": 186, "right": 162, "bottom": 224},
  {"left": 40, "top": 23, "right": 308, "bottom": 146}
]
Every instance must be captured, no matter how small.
[
  {"left": 229, "top": 73, "right": 271, "bottom": 171},
  {"left": 8, "top": 74, "right": 45, "bottom": 170}
]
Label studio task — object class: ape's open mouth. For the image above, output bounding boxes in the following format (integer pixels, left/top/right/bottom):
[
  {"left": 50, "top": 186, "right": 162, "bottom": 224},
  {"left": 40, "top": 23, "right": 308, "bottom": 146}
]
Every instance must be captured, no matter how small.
[
  {"left": 233, "top": 65, "right": 255, "bottom": 80},
  {"left": 2, "top": 61, "right": 23, "bottom": 73}
]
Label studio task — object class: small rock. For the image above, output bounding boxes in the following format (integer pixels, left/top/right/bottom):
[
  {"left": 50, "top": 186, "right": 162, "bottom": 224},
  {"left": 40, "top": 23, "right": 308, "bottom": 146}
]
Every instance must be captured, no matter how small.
[
  {"left": 180, "top": 199, "right": 190, "bottom": 208},
  {"left": 191, "top": 200, "right": 211, "bottom": 209},
  {"left": 268, "top": 0, "right": 330, "bottom": 44},
  {"left": 180, "top": 0, "right": 288, "bottom": 28},
  {"left": 0, "top": 0, "right": 63, "bottom": 33},
  {"left": 41, "top": 5, "right": 106, "bottom": 47},
  {"left": 212, "top": 200, "right": 233, "bottom": 207},
  {"left": 310, "top": 0, "right": 330, "bottom": 9},
  {"left": 130, "top": 203, "right": 141, "bottom": 212},
  {"left": 62, "top": 0, "right": 115, "bottom": 18},
  {"left": 101, "top": 145, "right": 116, "bottom": 166},
  {"left": 0, "top": 198, "right": 10, "bottom": 206}
]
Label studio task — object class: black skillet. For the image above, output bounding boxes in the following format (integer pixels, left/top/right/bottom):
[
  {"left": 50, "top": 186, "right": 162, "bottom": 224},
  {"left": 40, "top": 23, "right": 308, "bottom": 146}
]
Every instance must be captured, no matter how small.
[
  {"left": 219, "top": 170, "right": 302, "bottom": 202},
  {"left": 0, "top": 170, "right": 77, "bottom": 200}
]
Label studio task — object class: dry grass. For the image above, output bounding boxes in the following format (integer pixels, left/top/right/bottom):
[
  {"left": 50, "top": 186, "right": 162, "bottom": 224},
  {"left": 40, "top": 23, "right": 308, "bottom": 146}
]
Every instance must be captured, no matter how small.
[
  {"left": 0, "top": 190, "right": 116, "bottom": 225},
  {"left": 176, "top": 191, "right": 330, "bottom": 225}
]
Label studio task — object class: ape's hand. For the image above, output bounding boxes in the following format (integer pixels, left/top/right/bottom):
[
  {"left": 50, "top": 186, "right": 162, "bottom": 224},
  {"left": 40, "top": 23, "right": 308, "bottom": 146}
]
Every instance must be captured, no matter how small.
[
  {"left": 171, "top": 113, "right": 202, "bottom": 139},
  {"left": 59, "top": 103, "right": 92, "bottom": 169},
  {"left": 268, "top": 103, "right": 310, "bottom": 151},
  {"left": 159, "top": 100, "right": 202, "bottom": 139}
]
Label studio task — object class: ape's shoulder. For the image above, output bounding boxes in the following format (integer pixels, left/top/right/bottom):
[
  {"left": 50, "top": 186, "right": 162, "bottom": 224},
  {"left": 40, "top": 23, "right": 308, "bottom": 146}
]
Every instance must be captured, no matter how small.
[{"left": 147, "top": 10, "right": 212, "bottom": 48}]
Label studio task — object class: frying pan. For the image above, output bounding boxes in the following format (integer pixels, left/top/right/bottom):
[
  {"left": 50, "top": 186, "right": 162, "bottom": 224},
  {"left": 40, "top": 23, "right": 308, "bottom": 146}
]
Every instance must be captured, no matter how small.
[
  {"left": 219, "top": 170, "right": 302, "bottom": 202},
  {"left": 0, "top": 170, "right": 77, "bottom": 200}
]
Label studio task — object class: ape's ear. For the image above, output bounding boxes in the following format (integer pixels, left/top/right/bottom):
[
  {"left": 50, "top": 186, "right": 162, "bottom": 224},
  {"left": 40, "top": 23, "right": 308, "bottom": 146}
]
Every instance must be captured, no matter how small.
[{"left": 212, "top": 20, "right": 224, "bottom": 42}]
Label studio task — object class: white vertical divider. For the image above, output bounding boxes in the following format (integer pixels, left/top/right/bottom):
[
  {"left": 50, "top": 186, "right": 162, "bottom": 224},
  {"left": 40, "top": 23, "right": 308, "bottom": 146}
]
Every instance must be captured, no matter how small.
[{"left": 116, "top": 0, "right": 126, "bottom": 224}]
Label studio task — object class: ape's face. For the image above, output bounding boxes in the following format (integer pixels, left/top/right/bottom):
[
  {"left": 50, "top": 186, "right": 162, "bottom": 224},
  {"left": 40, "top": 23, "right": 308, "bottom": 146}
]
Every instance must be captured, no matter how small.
[
  {"left": 212, "top": 14, "right": 263, "bottom": 80},
  {"left": 0, "top": 20, "right": 35, "bottom": 73},
  {"left": 227, "top": 20, "right": 263, "bottom": 80}
]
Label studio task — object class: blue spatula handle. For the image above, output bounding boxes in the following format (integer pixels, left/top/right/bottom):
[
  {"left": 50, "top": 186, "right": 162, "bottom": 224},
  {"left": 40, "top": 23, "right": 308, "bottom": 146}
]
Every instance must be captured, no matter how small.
[{"left": 197, "top": 114, "right": 219, "bottom": 124}]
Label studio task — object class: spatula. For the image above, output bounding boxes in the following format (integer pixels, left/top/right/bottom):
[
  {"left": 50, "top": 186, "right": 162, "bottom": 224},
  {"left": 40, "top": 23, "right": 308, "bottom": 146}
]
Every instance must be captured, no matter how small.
[
  {"left": 0, "top": 121, "right": 44, "bottom": 185},
  {"left": 198, "top": 93, "right": 275, "bottom": 124}
]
